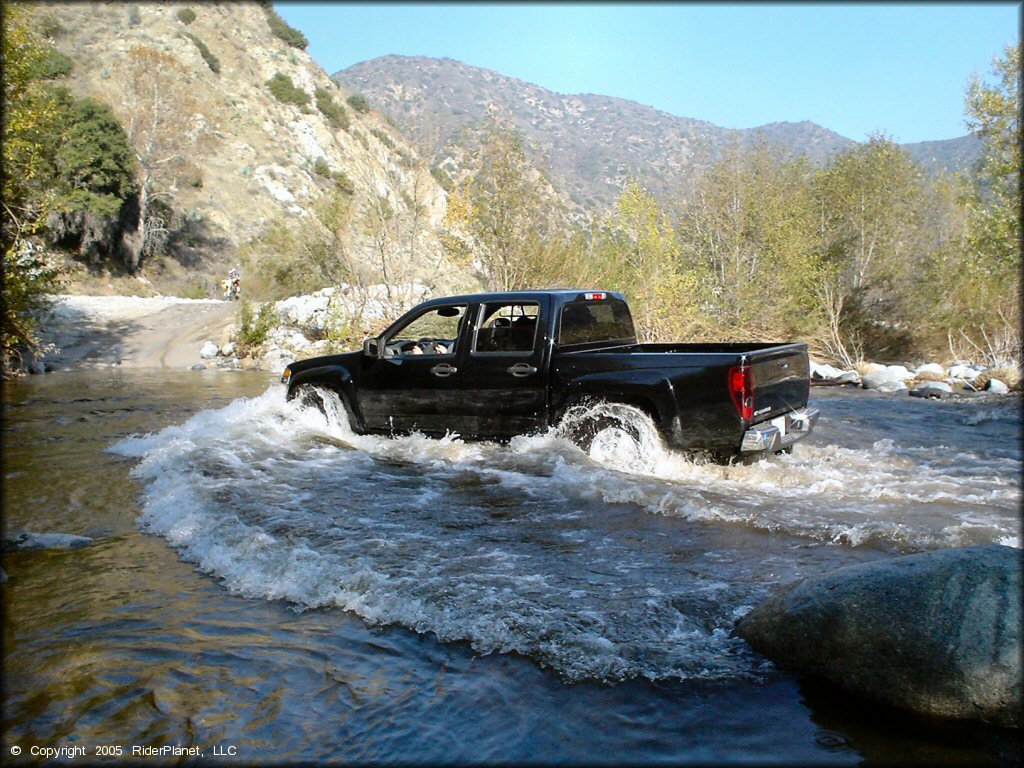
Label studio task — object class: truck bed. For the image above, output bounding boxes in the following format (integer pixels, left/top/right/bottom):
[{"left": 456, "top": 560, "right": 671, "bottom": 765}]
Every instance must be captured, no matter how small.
[{"left": 552, "top": 342, "right": 811, "bottom": 453}]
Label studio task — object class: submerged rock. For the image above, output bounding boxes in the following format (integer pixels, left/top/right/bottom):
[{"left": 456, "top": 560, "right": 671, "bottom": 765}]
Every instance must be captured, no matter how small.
[
  {"left": 2, "top": 532, "right": 94, "bottom": 552},
  {"left": 735, "top": 545, "right": 1021, "bottom": 728}
]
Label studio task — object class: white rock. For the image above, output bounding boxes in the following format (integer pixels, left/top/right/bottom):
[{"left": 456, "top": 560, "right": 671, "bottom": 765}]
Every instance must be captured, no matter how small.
[
  {"left": 862, "top": 366, "right": 912, "bottom": 390},
  {"left": 875, "top": 380, "right": 908, "bottom": 393},
  {"left": 275, "top": 294, "right": 331, "bottom": 326},
  {"left": 811, "top": 362, "right": 844, "bottom": 380},
  {"left": 987, "top": 379, "right": 1009, "bottom": 395},
  {"left": 260, "top": 348, "right": 291, "bottom": 374},
  {"left": 948, "top": 364, "right": 982, "bottom": 381},
  {"left": 199, "top": 340, "right": 220, "bottom": 359},
  {"left": 269, "top": 328, "right": 312, "bottom": 351},
  {"left": 909, "top": 381, "right": 953, "bottom": 399},
  {"left": 885, "top": 365, "right": 914, "bottom": 380},
  {"left": 914, "top": 363, "right": 946, "bottom": 378},
  {"left": 220, "top": 341, "right": 237, "bottom": 357}
]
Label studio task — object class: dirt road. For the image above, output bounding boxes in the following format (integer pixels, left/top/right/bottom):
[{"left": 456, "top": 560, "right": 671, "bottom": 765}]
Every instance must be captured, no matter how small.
[{"left": 38, "top": 296, "right": 239, "bottom": 370}]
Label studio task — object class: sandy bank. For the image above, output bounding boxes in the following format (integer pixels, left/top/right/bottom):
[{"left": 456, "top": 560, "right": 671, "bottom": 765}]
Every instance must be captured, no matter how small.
[{"left": 35, "top": 295, "right": 239, "bottom": 371}]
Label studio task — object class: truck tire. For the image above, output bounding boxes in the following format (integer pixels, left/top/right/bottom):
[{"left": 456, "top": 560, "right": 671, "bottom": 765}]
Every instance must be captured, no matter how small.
[
  {"left": 559, "top": 401, "right": 647, "bottom": 454},
  {"left": 292, "top": 383, "right": 329, "bottom": 414}
]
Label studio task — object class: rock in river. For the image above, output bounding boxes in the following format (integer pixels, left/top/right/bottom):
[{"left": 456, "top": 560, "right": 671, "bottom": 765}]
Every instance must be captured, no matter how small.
[
  {"left": 735, "top": 545, "right": 1021, "bottom": 728},
  {"left": 909, "top": 381, "right": 953, "bottom": 399},
  {"left": 2, "top": 532, "right": 94, "bottom": 551}
]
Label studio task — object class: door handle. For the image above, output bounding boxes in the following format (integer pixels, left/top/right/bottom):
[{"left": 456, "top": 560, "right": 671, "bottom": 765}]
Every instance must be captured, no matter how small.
[
  {"left": 507, "top": 363, "right": 537, "bottom": 377},
  {"left": 430, "top": 363, "right": 458, "bottom": 377}
]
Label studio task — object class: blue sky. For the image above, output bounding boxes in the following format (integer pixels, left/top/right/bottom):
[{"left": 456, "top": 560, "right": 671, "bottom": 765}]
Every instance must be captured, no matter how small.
[{"left": 274, "top": 2, "right": 1019, "bottom": 143}]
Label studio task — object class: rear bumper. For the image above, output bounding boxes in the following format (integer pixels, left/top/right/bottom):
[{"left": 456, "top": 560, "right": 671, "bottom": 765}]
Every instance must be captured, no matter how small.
[{"left": 740, "top": 407, "right": 819, "bottom": 454}]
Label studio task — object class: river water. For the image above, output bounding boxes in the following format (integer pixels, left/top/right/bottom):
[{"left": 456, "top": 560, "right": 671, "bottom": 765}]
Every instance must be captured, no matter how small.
[{"left": 2, "top": 370, "right": 1021, "bottom": 764}]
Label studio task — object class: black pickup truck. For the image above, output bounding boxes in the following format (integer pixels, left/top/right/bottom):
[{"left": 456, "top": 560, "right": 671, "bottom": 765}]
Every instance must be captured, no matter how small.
[{"left": 281, "top": 290, "right": 818, "bottom": 461}]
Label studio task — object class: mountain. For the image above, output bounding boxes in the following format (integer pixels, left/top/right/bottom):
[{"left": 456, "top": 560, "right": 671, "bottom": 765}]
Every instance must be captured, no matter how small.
[
  {"left": 35, "top": 3, "right": 460, "bottom": 294},
  {"left": 334, "top": 55, "right": 982, "bottom": 215}
]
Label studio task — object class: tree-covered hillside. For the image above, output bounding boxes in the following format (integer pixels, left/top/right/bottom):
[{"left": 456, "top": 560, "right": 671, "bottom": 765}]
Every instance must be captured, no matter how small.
[{"left": 335, "top": 55, "right": 983, "bottom": 217}]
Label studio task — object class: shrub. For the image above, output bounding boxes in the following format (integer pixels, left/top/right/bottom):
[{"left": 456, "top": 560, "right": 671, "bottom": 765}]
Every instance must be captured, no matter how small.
[
  {"left": 331, "top": 169, "right": 354, "bottom": 195},
  {"left": 315, "top": 86, "right": 349, "bottom": 129},
  {"left": 38, "top": 14, "right": 65, "bottom": 38},
  {"left": 346, "top": 94, "right": 369, "bottom": 114},
  {"left": 260, "top": 4, "right": 308, "bottom": 50},
  {"left": 38, "top": 49, "right": 72, "bottom": 78},
  {"left": 2, "top": 242, "right": 65, "bottom": 375},
  {"left": 266, "top": 73, "right": 309, "bottom": 106},
  {"left": 184, "top": 32, "right": 220, "bottom": 73},
  {"left": 176, "top": 8, "right": 196, "bottom": 25},
  {"left": 236, "top": 299, "right": 278, "bottom": 354},
  {"left": 313, "top": 157, "right": 331, "bottom": 177},
  {"left": 370, "top": 128, "right": 395, "bottom": 150},
  {"left": 431, "top": 166, "right": 454, "bottom": 192}
]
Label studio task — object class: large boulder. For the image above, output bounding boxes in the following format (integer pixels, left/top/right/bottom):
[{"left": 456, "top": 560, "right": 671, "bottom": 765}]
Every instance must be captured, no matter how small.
[
  {"left": 861, "top": 365, "right": 913, "bottom": 391},
  {"left": 735, "top": 545, "right": 1022, "bottom": 728}
]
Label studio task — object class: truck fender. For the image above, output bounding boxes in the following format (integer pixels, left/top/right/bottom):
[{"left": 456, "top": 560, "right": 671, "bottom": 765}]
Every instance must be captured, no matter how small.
[
  {"left": 555, "top": 375, "right": 670, "bottom": 434},
  {"left": 287, "top": 365, "right": 364, "bottom": 431}
]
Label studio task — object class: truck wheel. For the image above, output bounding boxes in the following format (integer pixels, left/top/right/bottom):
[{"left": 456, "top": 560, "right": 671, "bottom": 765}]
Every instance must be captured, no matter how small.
[
  {"left": 559, "top": 402, "right": 647, "bottom": 454},
  {"left": 290, "top": 383, "right": 338, "bottom": 419}
]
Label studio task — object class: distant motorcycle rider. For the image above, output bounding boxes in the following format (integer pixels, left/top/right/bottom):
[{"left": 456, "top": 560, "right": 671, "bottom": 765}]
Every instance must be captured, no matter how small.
[{"left": 222, "top": 268, "right": 241, "bottom": 300}]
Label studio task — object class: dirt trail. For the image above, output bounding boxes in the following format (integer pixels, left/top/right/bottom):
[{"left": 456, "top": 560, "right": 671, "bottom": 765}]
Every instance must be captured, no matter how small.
[{"left": 38, "top": 297, "right": 239, "bottom": 370}]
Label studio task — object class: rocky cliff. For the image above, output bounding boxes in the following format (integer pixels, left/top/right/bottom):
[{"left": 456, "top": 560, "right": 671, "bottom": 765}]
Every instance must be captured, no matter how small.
[{"left": 37, "top": 2, "right": 461, "bottom": 293}]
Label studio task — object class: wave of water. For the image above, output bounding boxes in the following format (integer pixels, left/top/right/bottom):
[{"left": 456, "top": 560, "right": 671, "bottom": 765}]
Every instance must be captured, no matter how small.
[{"left": 111, "top": 385, "right": 1020, "bottom": 682}]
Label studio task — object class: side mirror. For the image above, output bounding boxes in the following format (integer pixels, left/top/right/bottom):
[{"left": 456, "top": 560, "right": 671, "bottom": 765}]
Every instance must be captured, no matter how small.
[{"left": 363, "top": 338, "right": 381, "bottom": 358}]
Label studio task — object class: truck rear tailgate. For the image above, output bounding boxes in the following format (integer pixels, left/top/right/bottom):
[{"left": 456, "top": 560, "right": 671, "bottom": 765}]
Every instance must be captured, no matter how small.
[{"left": 748, "top": 344, "right": 811, "bottom": 421}]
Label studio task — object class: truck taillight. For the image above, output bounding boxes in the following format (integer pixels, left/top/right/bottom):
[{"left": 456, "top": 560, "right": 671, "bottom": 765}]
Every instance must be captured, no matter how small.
[
  {"left": 583, "top": 292, "right": 606, "bottom": 301},
  {"left": 728, "top": 365, "right": 754, "bottom": 420}
]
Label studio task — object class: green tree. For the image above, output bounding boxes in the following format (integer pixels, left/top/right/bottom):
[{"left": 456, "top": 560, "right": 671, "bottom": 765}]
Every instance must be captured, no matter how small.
[
  {"left": 811, "top": 135, "right": 928, "bottom": 360},
  {"left": 50, "top": 89, "right": 136, "bottom": 215},
  {"left": 597, "top": 182, "right": 708, "bottom": 341},
  {"left": 461, "top": 126, "right": 557, "bottom": 291},
  {"left": 1, "top": 4, "right": 65, "bottom": 373},
  {"left": 675, "top": 142, "right": 821, "bottom": 342},
  {"left": 950, "top": 43, "right": 1021, "bottom": 365},
  {"left": 965, "top": 43, "right": 1020, "bottom": 269}
]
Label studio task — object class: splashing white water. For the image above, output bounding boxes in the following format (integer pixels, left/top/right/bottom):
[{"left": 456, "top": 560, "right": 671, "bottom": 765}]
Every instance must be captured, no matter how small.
[{"left": 111, "top": 385, "right": 1020, "bottom": 682}]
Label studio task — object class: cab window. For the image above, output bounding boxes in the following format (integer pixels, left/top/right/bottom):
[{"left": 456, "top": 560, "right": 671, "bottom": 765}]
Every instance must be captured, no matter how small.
[
  {"left": 558, "top": 299, "right": 635, "bottom": 346},
  {"left": 473, "top": 302, "right": 539, "bottom": 354},
  {"left": 383, "top": 304, "right": 466, "bottom": 357}
]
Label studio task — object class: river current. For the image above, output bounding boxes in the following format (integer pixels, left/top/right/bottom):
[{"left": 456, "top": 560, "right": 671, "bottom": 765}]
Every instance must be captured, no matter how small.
[{"left": 2, "top": 370, "right": 1021, "bottom": 764}]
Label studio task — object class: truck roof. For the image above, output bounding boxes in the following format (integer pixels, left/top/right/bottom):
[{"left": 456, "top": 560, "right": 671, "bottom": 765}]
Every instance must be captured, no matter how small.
[{"left": 414, "top": 289, "right": 626, "bottom": 308}]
